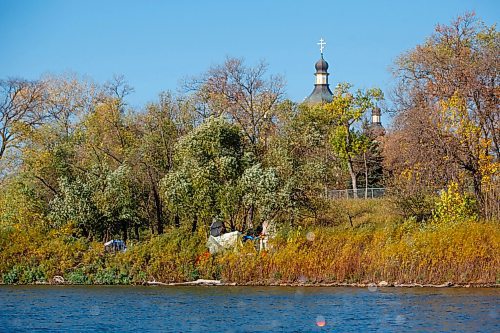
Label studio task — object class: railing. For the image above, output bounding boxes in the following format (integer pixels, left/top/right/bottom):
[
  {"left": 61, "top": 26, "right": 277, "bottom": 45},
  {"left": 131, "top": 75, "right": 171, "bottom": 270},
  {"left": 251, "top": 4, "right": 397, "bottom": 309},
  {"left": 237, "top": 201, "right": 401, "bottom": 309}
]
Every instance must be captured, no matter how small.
[{"left": 325, "top": 188, "right": 386, "bottom": 199}]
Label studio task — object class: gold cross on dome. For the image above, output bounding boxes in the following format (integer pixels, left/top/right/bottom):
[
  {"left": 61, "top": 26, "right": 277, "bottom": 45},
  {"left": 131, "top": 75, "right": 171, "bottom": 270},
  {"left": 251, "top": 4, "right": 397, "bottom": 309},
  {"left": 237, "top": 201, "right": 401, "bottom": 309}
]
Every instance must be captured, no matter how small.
[{"left": 318, "top": 38, "right": 326, "bottom": 54}]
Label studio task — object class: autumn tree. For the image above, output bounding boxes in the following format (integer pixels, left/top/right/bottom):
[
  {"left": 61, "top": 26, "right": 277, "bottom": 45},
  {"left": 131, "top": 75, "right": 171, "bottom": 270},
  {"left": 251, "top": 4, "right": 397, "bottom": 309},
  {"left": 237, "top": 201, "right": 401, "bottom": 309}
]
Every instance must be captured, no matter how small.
[
  {"left": 19, "top": 74, "right": 102, "bottom": 200},
  {"left": 132, "top": 92, "right": 195, "bottom": 234},
  {"left": 324, "top": 83, "right": 383, "bottom": 198},
  {"left": 388, "top": 12, "right": 499, "bottom": 217},
  {"left": 0, "top": 79, "right": 46, "bottom": 178},
  {"left": 18, "top": 74, "right": 149, "bottom": 240},
  {"left": 185, "top": 57, "right": 285, "bottom": 154}
]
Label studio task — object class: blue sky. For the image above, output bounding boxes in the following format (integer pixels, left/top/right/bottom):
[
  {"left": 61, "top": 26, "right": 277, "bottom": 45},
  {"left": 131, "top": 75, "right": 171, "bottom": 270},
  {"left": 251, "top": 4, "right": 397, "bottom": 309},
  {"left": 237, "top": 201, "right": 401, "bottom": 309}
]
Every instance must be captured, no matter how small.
[{"left": 1, "top": 0, "right": 498, "bottom": 116}]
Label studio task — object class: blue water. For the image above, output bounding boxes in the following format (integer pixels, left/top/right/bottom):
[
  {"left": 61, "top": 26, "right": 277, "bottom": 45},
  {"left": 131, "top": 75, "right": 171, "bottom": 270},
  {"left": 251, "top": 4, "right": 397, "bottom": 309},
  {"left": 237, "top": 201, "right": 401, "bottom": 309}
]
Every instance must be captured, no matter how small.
[{"left": 0, "top": 286, "right": 498, "bottom": 332}]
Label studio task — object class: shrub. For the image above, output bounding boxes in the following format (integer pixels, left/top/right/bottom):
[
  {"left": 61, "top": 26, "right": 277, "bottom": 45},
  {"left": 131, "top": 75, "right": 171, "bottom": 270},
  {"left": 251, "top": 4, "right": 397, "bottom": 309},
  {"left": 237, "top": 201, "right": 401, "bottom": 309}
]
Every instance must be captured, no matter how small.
[
  {"left": 2, "top": 265, "right": 22, "bottom": 284},
  {"left": 2, "top": 265, "right": 46, "bottom": 284},
  {"left": 433, "top": 182, "right": 478, "bottom": 223},
  {"left": 94, "top": 267, "right": 130, "bottom": 285},
  {"left": 65, "top": 268, "right": 91, "bottom": 285}
]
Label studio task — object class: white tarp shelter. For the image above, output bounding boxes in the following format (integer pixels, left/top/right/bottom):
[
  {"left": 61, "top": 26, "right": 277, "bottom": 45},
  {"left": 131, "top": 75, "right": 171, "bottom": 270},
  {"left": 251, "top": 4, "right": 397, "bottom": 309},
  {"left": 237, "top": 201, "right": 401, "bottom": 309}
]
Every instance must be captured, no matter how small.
[{"left": 206, "top": 231, "right": 241, "bottom": 254}]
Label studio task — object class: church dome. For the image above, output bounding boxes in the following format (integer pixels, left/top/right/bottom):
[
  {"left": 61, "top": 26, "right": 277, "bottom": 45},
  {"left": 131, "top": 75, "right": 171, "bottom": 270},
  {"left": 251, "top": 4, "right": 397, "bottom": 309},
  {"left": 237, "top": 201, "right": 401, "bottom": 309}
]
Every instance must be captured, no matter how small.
[{"left": 315, "top": 56, "right": 329, "bottom": 73}]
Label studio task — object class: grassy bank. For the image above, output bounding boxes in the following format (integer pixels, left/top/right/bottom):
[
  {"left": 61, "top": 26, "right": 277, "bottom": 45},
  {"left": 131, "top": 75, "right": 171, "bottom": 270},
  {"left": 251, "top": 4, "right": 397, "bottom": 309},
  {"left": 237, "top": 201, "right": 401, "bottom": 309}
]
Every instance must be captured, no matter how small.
[{"left": 1, "top": 200, "right": 498, "bottom": 286}]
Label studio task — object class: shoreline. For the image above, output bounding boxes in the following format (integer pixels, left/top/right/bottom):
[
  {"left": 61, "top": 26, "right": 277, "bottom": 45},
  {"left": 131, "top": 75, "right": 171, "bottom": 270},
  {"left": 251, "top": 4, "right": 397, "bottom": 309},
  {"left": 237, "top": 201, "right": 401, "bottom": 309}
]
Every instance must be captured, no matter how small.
[{"left": 2, "top": 279, "right": 499, "bottom": 288}]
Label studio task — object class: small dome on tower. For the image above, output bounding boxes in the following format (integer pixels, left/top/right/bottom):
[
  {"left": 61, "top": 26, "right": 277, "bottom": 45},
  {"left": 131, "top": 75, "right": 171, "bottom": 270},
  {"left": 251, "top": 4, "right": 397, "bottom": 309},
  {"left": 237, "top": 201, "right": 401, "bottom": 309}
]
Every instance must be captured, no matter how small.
[{"left": 315, "top": 56, "right": 329, "bottom": 73}]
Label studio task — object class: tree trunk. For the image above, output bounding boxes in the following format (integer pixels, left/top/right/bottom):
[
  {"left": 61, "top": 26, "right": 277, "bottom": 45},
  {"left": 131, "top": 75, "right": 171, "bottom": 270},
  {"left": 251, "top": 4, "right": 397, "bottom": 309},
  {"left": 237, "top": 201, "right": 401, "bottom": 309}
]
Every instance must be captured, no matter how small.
[
  {"left": 152, "top": 186, "right": 164, "bottom": 234},
  {"left": 248, "top": 205, "right": 255, "bottom": 230},
  {"left": 174, "top": 214, "right": 180, "bottom": 228},
  {"left": 347, "top": 213, "right": 354, "bottom": 228},
  {"left": 231, "top": 215, "right": 237, "bottom": 232},
  {"left": 191, "top": 215, "right": 198, "bottom": 233},
  {"left": 147, "top": 167, "right": 164, "bottom": 234},
  {"left": 134, "top": 223, "right": 140, "bottom": 241},
  {"left": 242, "top": 210, "right": 248, "bottom": 231},
  {"left": 0, "top": 139, "right": 6, "bottom": 162},
  {"left": 122, "top": 220, "right": 128, "bottom": 244},
  {"left": 347, "top": 157, "right": 358, "bottom": 198},
  {"left": 364, "top": 152, "right": 369, "bottom": 199},
  {"left": 81, "top": 225, "right": 89, "bottom": 239},
  {"left": 472, "top": 172, "right": 484, "bottom": 216}
]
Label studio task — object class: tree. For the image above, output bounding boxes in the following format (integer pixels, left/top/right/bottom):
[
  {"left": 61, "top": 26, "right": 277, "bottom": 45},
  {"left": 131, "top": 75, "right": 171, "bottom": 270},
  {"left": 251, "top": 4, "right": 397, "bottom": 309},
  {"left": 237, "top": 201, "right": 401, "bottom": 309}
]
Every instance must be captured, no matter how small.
[
  {"left": 132, "top": 92, "right": 194, "bottom": 234},
  {"left": 273, "top": 101, "right": 341, "bottom": 216},
  {"left": 361, "top": 119, "right": 386, "bottom": 197},
  {"left": 93, "top": 165, "right": 141, "bottom": 242},
  {"left": 18, "top": 74, "right": 101, "bottom": 199},
  {"left": 161, "top": 116, "right": 245, "bottom": 232},
  {"left": 239, "top": 163, "right": 282, "bottom": 227},
  {"left": 103, "top": 74, "right": 135, "bottom": 113},
  {"left": 323, "top": 83, "right": 383, "bottom": 198},
  {"left": 49, "top": 175, "right": 101, "bottom": 238},
  {"left": 389, "top": 12, "right": 499, "bottom": 217},
  {"left": 161, "top": 116, "right": 286, "bottom": 232},
  {"left": 185, "top": 57, "right": 285, "bottom": 154},
  {"left": 42, "top": 73, "right": 101, "bottom": 138},
  {"left": 0, "top": 79, "right": 46, "bottom": 165},
  {"left": 50, "top": 165, "right": 140, "bottom": 242}
]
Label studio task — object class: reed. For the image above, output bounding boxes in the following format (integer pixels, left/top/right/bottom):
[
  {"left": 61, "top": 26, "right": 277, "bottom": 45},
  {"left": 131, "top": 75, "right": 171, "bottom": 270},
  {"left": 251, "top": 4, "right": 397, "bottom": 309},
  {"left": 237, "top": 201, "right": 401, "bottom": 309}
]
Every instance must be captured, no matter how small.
[{"left": 1, "top": 202, "right": 498, "bottom": 285}]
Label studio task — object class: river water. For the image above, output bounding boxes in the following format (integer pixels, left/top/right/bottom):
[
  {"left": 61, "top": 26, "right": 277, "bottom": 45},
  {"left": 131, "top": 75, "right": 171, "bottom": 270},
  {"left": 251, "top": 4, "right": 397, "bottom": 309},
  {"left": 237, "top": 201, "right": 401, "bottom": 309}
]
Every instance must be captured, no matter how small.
[{"left": 0, "top": 286, "right": 498, "bottom": 332}]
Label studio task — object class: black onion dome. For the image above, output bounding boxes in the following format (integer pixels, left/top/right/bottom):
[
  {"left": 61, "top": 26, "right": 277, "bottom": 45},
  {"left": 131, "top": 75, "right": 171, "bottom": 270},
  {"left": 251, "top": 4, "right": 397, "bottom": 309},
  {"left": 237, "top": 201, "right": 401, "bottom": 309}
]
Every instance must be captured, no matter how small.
[
  {"left": 315, "top": 56, "right": 329, "bottom": 73},
  {"left": 304, "top": 53, "right": 333, "bottom": 104}
]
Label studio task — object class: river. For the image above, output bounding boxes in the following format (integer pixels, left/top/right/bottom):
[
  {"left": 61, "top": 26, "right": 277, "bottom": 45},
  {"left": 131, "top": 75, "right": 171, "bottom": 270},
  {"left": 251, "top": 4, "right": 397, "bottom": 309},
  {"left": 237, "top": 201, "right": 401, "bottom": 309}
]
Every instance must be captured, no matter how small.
[{"left": 0, "top": 286, "right": 498, "bottom": 332}]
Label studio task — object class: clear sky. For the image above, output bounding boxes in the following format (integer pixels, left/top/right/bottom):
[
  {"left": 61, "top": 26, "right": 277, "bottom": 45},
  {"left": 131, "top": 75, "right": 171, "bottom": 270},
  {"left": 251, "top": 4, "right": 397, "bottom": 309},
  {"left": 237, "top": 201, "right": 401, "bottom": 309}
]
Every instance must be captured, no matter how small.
[{"left": 1, "top": 0, "right": 498, "bottom": 114}]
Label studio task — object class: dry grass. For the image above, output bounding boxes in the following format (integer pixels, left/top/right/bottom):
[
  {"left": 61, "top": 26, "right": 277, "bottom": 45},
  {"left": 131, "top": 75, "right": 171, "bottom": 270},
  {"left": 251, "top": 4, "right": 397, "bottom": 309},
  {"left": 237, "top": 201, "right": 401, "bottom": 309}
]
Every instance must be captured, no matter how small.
[
  {"left": 1, "top": 199, "right": 498, "bottom": 285},
  {"left": 217, "top": 219, "right": 499, "bottom": 285}
]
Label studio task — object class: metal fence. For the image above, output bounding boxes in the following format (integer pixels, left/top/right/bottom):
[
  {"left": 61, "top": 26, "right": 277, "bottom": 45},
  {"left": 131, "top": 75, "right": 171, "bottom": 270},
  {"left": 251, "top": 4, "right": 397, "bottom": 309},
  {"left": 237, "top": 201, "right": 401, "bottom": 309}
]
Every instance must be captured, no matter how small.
[{"left": 325, "top": 188, "right": 386, "bottom": 199}]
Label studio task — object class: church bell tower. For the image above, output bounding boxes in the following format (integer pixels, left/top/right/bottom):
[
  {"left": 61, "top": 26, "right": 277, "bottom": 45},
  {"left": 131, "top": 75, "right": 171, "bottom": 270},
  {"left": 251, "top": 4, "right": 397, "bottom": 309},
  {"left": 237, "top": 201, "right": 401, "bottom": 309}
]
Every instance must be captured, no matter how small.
[
  {"left": 369, "top": 106, "right": 385, "bottom": 137},
  {"left": 304, "top": 38, "right": 334, "bottom": 104}
]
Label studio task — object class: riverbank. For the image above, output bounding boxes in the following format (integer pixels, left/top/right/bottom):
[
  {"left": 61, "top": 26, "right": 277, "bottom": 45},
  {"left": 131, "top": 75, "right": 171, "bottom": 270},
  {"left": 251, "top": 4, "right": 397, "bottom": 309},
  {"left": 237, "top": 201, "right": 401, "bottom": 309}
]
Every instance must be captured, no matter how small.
[
  {"left": 8, "top": 279, "right": 498, "bottom": 288},
  {"left": 144, "top": 279, "right": 499, "bottom": 288},
  {"left": 1, "top": 211, "right": 498, "bottom": 286}
]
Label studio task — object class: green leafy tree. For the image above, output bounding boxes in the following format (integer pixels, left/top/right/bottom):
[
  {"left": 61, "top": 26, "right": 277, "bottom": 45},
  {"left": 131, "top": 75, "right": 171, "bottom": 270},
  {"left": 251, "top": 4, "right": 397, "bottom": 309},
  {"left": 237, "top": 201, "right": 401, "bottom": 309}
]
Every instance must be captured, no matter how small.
[
  {"left": 49, "top": 176, "right": 101, "bottom": 238},
  {"left": 324, "top": 83, "right": 383, "bottom": 198},
  {"left": 161, "top": 116, "right": 245, "bottom": 231},
  {"left": 240, "top": 163, "right": 282, "bottom": 225},
  {"left": 50, "top": 165, "right": 140, "bottom": 242},
  {"left": 161, "top": 116, "right": 288, "bottom": 232}
]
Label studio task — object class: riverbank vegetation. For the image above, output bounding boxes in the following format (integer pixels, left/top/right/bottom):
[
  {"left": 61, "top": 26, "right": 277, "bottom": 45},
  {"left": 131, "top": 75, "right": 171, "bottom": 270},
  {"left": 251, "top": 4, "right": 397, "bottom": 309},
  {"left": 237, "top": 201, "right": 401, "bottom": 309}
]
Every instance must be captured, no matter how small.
[
  {"left": 0, "top": 198, "right": 498, "bottom": 285},
  {"left": 0, "top": 13, "right": 498, "bottom": 285}
]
